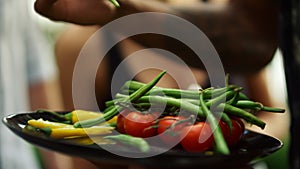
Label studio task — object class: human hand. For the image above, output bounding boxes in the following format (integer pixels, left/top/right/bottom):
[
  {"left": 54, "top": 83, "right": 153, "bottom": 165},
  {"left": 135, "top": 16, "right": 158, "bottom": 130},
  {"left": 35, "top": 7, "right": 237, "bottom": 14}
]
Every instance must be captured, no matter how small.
[{"left": 34, "top": 0, "right": 120, "bottom": 25}]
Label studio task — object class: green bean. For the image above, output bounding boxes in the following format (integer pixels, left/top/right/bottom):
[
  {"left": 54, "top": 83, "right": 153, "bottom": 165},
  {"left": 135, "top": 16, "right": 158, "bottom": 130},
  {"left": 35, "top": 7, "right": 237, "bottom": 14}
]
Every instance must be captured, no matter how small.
[
  {"left": 174, "top": 87, "right": 241, "bottom": 109},
  {"left": 130, "top": 71, "right": 167, "bottom": 102},
  {"left": 205, "top": 87, "right": 242, "bottom": 107},
  {"left": 110, "top": 92, "right": 268, "bottom": 130},
  {"left": 105, "top": 98, "right": 121, "bottom": 108},
  {"left": 112, "top": 90, "right": 241, "bottom": 120},
  {"left": 226, "top": 90, "right": 240, "bottom": 105},
  {"left": 261, "top": 106, "right": 285, "bottom": 113},
  {"left": 235, "top": 100, "right": 263, "bottom": 111},
  {"left": 103, "top": 105, "right": 115, "bottom": 114},
  {"left": 112, "top": 94, "right": 205, "bottom": 118},
  {"left": 109, "top": 0, "right": 120, "bottom": 7},
  {"left": 104, "top": 134, "right": 150, "bottom": 152},
  {"left": 219, "top": 103, "right": 266, "bottom": 129},
  {"left": 235, "top": 100, "right": 285, "bottom": 113},
  {"left": 185, "top": 97, "right": 233, "bottom": 130},
  {"left": 121, "top": 85, "right": 201, "bottom": 99},
  {"left": 216, "top": 112, "right": 232, "bottom": 131},
  {"left": 199, "top": 92, "right": 230, "bottom": 155},
  {"left": 140, "top": 95, "right": 205, "bottom": 117},
  {"left": 119, "top": 85, "right": 242, "bottom": 110},
  {"left": 107, "top": 78, "right": 278, "bottom": 131},
  {"left": 124, "top": 102, "right": 174, "bottom": 112},
  {"left": 74, "top": 106, "right": 120, "bottom": 128},
  {"left": 150, "top": 88, "right": 201, "bottom": 99},
  {"left": 73, "top": 71, "right": 167, "bottom": 128},
  {"left": 121, "top": 80, "right": 237, "bottom": 100},
  {"left": 36, "top": 109, "right": 72, "bottom": 124},
  {"left": 38, "top": 127, "right": 52, "bottom": 136},
  {"left": 238, "top": 92, "right": 249, "bottom": 100}
]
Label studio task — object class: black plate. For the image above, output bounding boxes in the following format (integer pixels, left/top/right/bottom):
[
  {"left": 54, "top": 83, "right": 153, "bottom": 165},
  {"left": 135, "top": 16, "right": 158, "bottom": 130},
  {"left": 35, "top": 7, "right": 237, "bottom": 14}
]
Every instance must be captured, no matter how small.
[{"left": 2, "top": 111, "right": 283, "bottom": 169}]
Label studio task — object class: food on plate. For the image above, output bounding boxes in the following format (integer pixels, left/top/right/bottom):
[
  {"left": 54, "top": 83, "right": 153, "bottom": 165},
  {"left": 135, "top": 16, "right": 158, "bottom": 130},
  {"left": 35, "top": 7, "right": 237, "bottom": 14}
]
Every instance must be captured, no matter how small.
[{"left": 26, "top": 70, "right": 285, "bottom": 154}]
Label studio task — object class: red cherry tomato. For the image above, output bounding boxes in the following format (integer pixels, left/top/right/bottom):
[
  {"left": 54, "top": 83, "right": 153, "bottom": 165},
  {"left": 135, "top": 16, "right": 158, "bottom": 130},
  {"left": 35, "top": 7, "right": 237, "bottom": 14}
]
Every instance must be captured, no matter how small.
[
  {"left": 226, "top": 118, "right": 244, "bottom": 147},
  {"left": 157, "top": 116, "right": 186, "bottom": 145},
  {"left": 218, "top": 120, "right": 231, "bottom": 140},
  {"left": 124, "top": 111, "right": 157, "bottom": 138},
  {"left": 219, "top": 117, "right": 245, "bottom": 147},
  {"left": 233, "top": 117, "right": 245, "bottom": 132},
  {"left": 116, "top": 109, "right": 130, "bottom": 134},
  {"left": 180, "top": 122, "right": 214, "bottom": 152}
]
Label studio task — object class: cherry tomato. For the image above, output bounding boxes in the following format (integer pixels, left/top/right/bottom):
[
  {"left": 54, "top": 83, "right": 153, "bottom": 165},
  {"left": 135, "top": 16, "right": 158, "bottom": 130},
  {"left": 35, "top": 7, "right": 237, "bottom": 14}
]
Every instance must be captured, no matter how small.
[
  {"left": 116, "top": 109, "right": 130, "bottom": 134},
  {"left": 124, "top": 111, "right": 157, "bottom": 138},
  {"left": 226, "top": 118, "right": 244, "bottom": 147},
  {"left": 218, "top": 120, "right": 231, "bottom": 141},
  {"left": 219, "top": 117, "right": 245, "bottom": 147},
  {"left": 180, "top": 122, "right": 214, "bottom": 152},
  {"left": 233, "top": 117, "right": 245, "bottom": 132},
  {"left": 157, "top": 116, "right": 186, "bottom": 145}
]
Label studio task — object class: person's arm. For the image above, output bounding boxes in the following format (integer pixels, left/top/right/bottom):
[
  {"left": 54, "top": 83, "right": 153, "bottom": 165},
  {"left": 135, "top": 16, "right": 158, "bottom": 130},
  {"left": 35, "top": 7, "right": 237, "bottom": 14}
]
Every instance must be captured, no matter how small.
[{"left": 34, "top": 0, "right": 279, "bottom": 74}]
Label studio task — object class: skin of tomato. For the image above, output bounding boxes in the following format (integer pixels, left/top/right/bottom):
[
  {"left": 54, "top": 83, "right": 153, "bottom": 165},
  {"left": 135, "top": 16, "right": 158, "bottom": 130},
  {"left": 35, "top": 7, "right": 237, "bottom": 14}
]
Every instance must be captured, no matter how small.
[
  {"left": 116, "top": 110, "right": 130, "bottom": 134},
  {"left": 180, "top": 122, "right": 214, "bottom": 153},
  {"left": 219, "top": 117, "right": 245, "bottom": 147},
  {"left": 232, "top": 117, "right": 245, "bottom": 133},
  {"left": 157, "top": 116, "right": 186, "bottom": 145},
  {"left": 218, "top": 120, "right": 231, "bottom": 141},
  {"left": 226, "top": 118, "right": 245, "bottom": 147},
  {"left": 124, "top": 112, "right": 157, "bottom": 138}
]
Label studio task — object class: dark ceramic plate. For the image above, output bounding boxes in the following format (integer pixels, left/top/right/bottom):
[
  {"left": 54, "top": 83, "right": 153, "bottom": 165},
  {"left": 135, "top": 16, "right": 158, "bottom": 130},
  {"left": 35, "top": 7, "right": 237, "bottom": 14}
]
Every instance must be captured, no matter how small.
[{"left": 2, "top": 111, "right": 283, "bottom": 169}]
